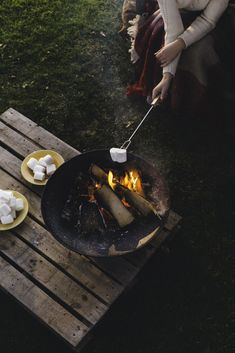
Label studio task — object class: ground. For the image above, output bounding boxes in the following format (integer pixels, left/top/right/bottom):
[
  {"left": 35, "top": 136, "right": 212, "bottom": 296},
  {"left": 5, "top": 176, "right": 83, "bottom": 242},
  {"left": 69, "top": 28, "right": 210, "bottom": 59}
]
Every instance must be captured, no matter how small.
[{"left": 0, "top": 1, "right": 234, "bottom": 353}]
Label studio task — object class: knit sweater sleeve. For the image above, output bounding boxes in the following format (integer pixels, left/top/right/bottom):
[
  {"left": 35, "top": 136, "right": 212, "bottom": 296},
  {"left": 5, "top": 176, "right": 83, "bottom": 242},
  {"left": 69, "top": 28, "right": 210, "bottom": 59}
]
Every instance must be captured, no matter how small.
[
  {"left": 157, "top": 0, "right": 184, "bottom": 76},
  {"left": 178, "top": 0, "right": 229, "bottom": 48},
  {"left": 157, "top": 0, "right": 229, "bottom": 77}
]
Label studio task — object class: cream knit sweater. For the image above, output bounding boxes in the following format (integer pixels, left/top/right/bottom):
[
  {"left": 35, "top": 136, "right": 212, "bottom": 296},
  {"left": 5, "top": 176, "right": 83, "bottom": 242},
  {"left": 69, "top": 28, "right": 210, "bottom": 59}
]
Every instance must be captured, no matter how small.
[{"left": 157, "top": 0, "right": 229, "bottom": 75}]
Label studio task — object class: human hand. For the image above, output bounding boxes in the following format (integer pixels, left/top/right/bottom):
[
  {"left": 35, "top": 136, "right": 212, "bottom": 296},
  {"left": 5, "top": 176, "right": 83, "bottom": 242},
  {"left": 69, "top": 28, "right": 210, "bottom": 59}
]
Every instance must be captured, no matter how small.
[
  {"left": 152, "top": 73, "right": 173, "bottom": 101},
  {"left": 155, "top": 38, "right": 186, "bottom": 67}
]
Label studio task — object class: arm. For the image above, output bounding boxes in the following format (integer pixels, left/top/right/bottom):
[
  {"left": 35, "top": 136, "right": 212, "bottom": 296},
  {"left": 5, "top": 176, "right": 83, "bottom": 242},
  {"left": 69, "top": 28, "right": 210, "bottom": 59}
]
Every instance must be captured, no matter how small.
[
  {"left": 179, "top": 0, "right": 229, "bottom": 47},
  {"left": 157, "top": 0, "right": 184, "bottom": 76}
]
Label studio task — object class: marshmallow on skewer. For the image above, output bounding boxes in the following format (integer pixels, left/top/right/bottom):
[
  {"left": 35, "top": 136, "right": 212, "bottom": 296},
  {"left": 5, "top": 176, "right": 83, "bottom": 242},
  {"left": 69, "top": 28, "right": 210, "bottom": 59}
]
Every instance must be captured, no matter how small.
[
  {"left": 34, "top": 171, "right": 45, "bottom": 181},
  {"left": 15, "top": 198, "right": 24, "bottom": 211},
  {"left": 1, "top": 214, "right": 14, "bottom": 225},
  {"left": 110, "top": 148, "right": 127, "bottom": 163},
  {"left": 27, "top": 158, "right": 38, "bottom": 171},
  {"left": 34, "top": 165, "right": 46, "bottom": 174},
  {"left": 46, "top": 163, "right": 56, "bottom": 176}
]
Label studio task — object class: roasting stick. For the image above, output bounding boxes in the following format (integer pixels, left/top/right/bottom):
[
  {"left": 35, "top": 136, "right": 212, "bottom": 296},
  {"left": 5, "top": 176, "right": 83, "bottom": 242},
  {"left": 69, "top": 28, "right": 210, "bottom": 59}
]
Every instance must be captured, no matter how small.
[{"left": 120, "top": 95, "right": 161, "bottom": 150}]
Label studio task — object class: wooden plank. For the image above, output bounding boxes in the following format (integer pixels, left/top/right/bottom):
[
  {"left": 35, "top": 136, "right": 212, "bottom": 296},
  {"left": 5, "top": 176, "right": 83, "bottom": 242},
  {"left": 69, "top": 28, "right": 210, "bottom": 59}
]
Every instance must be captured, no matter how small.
[
  {"left": 91, "top": 257, "right": 139, "bottom": 285},
  {"left": 0, "top": 232, "right": 107, "bottom": 325},
  {"left": 0, "top": 255, "right": 88, "bottom": 347},
  {"left": 0, "top": 121, "right": 41, "bottom": 158},
  {"left": 151, "top": 229, "right": 170, "bottom": 248},
  {"left": 12, "top": 217, "right": 123, "bottom": 304},
  {"left": 0, "top": 146, "right": 42, "bottom": 197},
  {"left": 0, "top": 108, "right": 78, "bottom": 161},
  {"left": 0, "top": 146, "right": 26, "bottom": 182}
]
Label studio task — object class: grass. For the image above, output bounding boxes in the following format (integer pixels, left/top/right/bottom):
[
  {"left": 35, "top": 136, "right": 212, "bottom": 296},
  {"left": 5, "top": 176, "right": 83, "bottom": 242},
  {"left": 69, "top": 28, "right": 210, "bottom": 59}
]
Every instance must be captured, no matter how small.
[{"left": 0, "top": 1, "right": 234, "bottom": 353}]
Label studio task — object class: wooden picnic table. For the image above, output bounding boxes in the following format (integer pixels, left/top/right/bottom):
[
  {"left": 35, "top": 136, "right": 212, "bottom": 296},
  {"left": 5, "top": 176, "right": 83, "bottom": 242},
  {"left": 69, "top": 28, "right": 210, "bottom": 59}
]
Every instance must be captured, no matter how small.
[{"left": 0, "top": 108, "right": 181, "bottom": 351}]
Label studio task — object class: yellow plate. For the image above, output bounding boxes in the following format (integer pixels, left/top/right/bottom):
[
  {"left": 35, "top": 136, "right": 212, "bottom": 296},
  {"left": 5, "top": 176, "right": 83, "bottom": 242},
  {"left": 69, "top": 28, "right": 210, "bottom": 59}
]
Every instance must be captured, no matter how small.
[
  {"left": 21, "top": 150, "right": 64, "bottom": 186},
  {"left": 0, "top": 191, "right": 29, "bottom": 231}
]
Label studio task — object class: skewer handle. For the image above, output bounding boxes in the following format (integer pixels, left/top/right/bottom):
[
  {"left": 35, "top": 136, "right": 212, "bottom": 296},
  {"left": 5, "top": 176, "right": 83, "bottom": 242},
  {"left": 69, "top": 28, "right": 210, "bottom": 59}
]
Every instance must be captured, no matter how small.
[{"left": 151, "top": 95, "right": 161, "bottom": 107}]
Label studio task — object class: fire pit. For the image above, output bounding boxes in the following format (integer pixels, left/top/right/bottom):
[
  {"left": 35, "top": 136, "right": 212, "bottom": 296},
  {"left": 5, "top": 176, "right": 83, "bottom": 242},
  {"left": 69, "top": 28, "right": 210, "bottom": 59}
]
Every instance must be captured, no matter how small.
[{"left": 41, "top": 149, "right": 170, "bottom": 257}]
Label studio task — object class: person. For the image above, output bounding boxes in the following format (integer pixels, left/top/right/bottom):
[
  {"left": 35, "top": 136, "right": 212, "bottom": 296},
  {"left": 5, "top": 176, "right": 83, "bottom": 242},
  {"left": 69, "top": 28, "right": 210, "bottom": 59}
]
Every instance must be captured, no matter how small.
[
  {"left": 127, "top": 0, "right": 230, "bottom": 113},
  {"left": 153, "top": 0, "right": 229, "bottom": 101}
]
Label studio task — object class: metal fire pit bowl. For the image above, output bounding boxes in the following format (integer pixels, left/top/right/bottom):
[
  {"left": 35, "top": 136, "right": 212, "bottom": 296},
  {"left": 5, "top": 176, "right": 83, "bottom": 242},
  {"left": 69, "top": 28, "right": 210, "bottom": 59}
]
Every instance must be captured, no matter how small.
[{"left": 41, "top": 149, "right": 170, "bottom": 257}]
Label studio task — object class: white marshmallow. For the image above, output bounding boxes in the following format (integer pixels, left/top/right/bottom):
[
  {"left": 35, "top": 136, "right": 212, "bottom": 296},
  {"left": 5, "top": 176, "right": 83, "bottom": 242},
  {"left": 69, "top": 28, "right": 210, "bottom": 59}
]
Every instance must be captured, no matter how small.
[
  {"left": 34, "top": 165, "right": 45, "bottom": 174},
  {"left": 1, "top": 214, "right": 14, "bottom": 225},
  {"left": 110, "top": 148, "right": 127, "bottom": 163},
  {"left": 38, "top": 158, "right": 47, "bottom": 167},
  {"left": 43, "top": 154, "right": 54, "bottom": 165},
  {"left": 15, "top": 198, "right": 24, "bottom": 211},
  {"left": 34, "top": 171, "right": 45, "bottom": 181},
  {"left": 46, "top": 163, "right": 56, "bottom": 176},
  {"left": 0, "top": 190, "right": 11, "bottom": 203},
  {"left": 27, "top": 157, "right": 38, "bottom": 171},
  {"left": 0, "top": 203, "right": 11, "bottom": 216},
  {"left": 9, "top": 197, "right": 16, "bottom": 209},
  {"left": 4, "top": 191, "right": 13, "bottom": 198},
  {"left": 11, "top": 210, "right": 17, "bottom": 219}
]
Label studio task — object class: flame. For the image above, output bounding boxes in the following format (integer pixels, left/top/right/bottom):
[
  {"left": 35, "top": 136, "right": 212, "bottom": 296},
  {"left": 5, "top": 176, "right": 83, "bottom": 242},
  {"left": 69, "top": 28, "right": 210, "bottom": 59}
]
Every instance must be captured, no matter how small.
[
  {"left": 108, "top": 169, "right": 144, "bottom": 196},
  {"left": 121, "top": 170, "right": 144, "bottom": 195},
  {"left": 108, "top": 171, "right": 116, "bottom": 191}
]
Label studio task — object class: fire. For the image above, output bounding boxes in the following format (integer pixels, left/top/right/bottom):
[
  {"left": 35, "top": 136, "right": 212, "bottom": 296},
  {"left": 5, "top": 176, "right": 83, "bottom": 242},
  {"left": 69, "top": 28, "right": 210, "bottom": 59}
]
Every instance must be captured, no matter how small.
[
  {"left": 121, "top": 170, "right": 144, "bottom": 196},
  {"left": 108, "top": 171, "right": 116, "bottom": 191},
  {"left": 108, "top": 169, "right": 144, "bottom": 196}
]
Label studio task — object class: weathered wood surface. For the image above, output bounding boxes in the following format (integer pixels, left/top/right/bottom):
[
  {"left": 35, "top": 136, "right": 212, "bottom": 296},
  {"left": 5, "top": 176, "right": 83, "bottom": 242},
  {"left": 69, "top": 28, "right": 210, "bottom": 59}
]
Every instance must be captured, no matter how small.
[
  {"left": 0, "top": 108, "right": 78, "bottom": 161},
  {"left": 0, "top": 108, "right": 182, "bottom": 349},
  {"left": 0, "top": 256, "right": 89, "bottom": 346},
  {"left": 0, "top": 232, "right": 107, "bottom": 325}
]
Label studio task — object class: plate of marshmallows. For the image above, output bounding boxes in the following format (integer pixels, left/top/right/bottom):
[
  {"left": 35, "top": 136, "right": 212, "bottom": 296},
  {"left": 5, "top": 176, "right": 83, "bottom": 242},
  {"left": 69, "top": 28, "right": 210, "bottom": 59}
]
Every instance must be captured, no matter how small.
[
  {"left": 21, "top": 150, "right": 64, "bottom": 185},
  {"left": 0, "top": 189, "right": 29, "bottom": 231}
]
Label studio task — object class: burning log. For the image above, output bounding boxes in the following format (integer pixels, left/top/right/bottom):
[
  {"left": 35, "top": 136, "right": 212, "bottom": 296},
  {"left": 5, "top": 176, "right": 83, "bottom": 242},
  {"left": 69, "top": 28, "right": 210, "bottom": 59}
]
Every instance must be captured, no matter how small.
[
  {"left": 90, "top": 164, "right": 107, "bottom": 182},
  {"left": 95, "top": 185, "right": 134, "bottom": 228},
  {"left": 90, "top": 164, "right": 159, "bottom": 218},
  {"left": 115, "top": 184, "right": 158, "bottom": 217}
]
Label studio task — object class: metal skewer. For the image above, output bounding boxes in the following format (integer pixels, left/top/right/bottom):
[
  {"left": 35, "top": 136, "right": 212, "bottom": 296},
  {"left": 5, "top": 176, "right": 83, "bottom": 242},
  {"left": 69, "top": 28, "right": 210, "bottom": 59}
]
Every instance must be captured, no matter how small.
[{"left": 120, "top": 95, "right": 161, "bottom": 150}]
